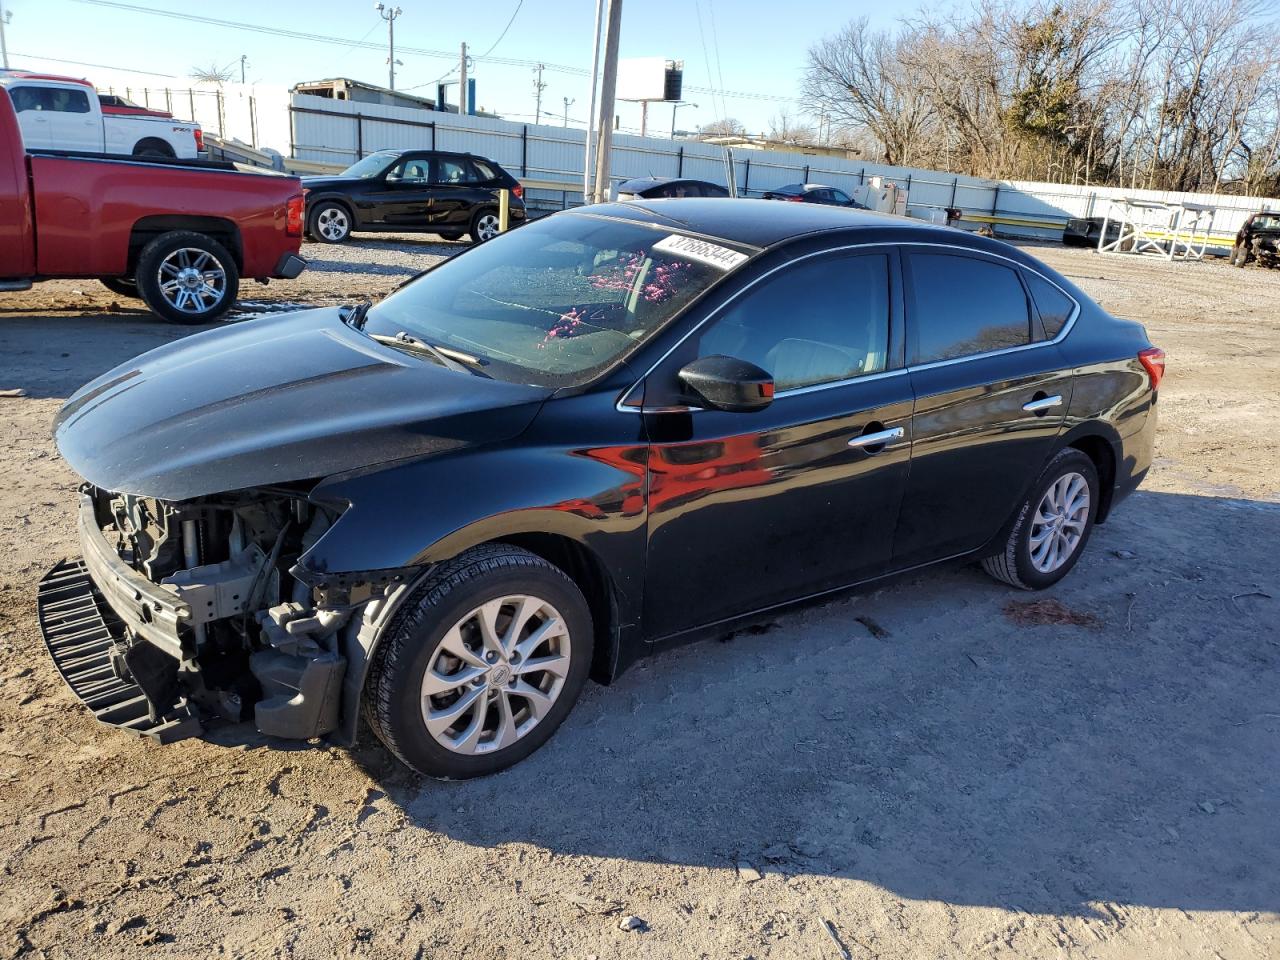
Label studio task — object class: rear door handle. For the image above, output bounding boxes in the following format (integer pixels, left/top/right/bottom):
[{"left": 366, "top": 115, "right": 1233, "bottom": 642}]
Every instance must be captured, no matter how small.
[
  {"left": 1022, "top": 395, "right": 1062, "bottom": 413},
  {"left": 847, "top": 426, "right": 905, "bottom": 449}
]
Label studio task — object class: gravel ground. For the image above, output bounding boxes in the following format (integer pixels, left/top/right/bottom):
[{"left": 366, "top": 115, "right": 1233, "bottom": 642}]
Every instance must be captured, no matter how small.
[{"left": 0, "top": 234, "right": 1277, "bottom": 960}]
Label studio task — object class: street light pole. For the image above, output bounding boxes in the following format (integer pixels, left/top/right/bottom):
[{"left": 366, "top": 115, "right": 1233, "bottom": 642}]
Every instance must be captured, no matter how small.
[
  {"left": 375, "top": 4, "right": 403, "bottom": 91},
  {"left": 592, "top": 0, "right": 623, "bottom": 203},
  {"left": 0, "top": 4, "right": 11, "bottom": 71},
  {"left": 562, "top": 97, "right": 574, "bottom": 127},
  {"left": 670, "top": 101, "right": 698, "bottom": 138},
  {"left": 582, "top": 0, "right": 604, "bottom": 204}
]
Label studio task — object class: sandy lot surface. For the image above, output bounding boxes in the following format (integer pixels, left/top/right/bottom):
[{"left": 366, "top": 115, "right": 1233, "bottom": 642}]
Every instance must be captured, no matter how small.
[{"left": 1, "top": 235, "right": 1277, "bottom": 960}]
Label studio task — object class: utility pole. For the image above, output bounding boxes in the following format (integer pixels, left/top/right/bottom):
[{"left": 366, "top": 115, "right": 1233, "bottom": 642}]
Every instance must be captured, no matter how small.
[
  {"left": 582, "top": 0, "right": 604, "bottom": 204},
  {"left": 459, "top": 42, "right": 468, "bottom": 115},
  {"left": 238, "top": 55, "right": 248, "bottom": 85},
  {"left": 562, "top": 97, "right": 574, "bottom": 127},
  {"left": 375, "top": 4, "right": 403, "bottom": 91},
  {"left": 0, "top": 4, "right": 11, "bottom": 70},
  {"left": 532, "top": 63, "right": 546, "bottom": 125},
  {"left": 592, "top": 0, "right": 623, "bottom": 203}
]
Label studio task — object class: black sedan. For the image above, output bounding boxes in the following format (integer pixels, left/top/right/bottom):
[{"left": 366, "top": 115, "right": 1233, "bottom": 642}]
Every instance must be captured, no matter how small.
[
  {"left": 616, "top": 176, "right": 729, "bottom": 200},
  {"left": 763, "top": 182, "right": 866, "bottom": 207},
  {"left": 42, "top": 200, "right": 1163, "bottom": 779},
  {"left": 301, "top": 149, "right": 526, "bottom": 244}
]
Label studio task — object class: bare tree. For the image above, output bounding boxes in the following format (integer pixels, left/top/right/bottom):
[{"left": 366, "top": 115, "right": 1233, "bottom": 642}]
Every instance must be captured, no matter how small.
[
  {"left": 697, "top": 117, "right": 747, "bottom": 137},
  {"left": 190, "top": 62, "right": 234, "bottom": 87},
  {"left": 767, "top": 108, "right": 817, "bottom": 144}
]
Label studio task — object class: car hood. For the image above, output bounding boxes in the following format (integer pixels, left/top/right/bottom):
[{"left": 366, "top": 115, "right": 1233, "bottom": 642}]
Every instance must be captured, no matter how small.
[
  {"left": 54, "top": 308, "right": 551, "bottom": 501},
  {"left": 302, "top": 176, "right": 357, "bottom": 191}
]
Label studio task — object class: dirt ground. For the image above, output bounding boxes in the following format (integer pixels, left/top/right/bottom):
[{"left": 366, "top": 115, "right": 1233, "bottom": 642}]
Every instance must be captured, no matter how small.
[{"left": 0, "top": 234, "right": 1277, "bottom": 960}]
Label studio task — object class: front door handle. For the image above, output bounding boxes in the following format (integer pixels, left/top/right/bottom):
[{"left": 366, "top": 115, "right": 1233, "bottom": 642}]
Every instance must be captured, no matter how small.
[
  {"left": 847, "top": 426, "right": 905, "bottom": 450},
  {"left": 1022, "top": 395, "right": 1062, "bottom": 413}
]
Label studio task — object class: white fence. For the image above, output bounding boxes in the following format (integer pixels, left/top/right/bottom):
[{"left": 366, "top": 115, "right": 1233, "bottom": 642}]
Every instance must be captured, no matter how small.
[{"left": 289, "top": 93, "right": 1278, "bottom": 248}]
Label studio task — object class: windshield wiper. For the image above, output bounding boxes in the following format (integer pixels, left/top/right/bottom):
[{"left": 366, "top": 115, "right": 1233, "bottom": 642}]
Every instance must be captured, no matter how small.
[
  {"left": 368, "top": 331, "right": 490, "bottom": 376},
  {"left": 341, "top": 299, "right": 372, "bottom": 330}
]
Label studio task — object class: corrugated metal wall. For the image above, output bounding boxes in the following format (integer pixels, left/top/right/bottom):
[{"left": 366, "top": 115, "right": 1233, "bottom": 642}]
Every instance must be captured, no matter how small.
[{"left": 291, "top": 93, "right": 1279, "bottom": 245}]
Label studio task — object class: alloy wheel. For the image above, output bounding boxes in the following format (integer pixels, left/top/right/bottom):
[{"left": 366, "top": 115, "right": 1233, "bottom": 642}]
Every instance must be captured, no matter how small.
[
  {"left": 476, "top": 214, "right": 501, "bottom": 241},
  {"left": 316, "top": 207, "right": 350, "bottom": 241},
  {"left": 1029, "top": 471, "right": 1090, "bottom": 573},
  {"left": 420, "top": 595, "right": 571, "bottom": 755},
  {"left": 156, "top": 248, "right": 227, "bottom": 316}
]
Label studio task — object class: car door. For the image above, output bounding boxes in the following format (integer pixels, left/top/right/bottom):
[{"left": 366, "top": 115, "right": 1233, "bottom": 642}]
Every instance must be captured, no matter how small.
[
  {"left": 9, "top": 85, "right": 54, "bottom": 149},
  {"left": 362, "top": 155, "right": 434, "bottom": 227},
  {"left": 428, "top": 155, "right": 487, "bottom": 229},
  {"left": 45, "top": 86, "right": 100, "bottom": 151},
  {"left": 891, "top": 247, "right": 1074, "bottom": 567},
  {"left": 637, "top": 248, "right": 913, "bottom": 640}
]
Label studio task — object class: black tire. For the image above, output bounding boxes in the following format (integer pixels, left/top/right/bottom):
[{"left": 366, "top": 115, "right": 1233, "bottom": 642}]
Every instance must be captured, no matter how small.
[
  {"left": 981, "top": 448, "right": 1100, "bottom": 590},
  {"left": 132, "top": 139, "right": 175, "bottom": 159},
  {"left": 307, "top": 201, "right": 353, "bottom": 243},
  {"left": 469, "top": 208, "right": 502, "bottom": 244},
  {"left": 134, "top": 231, "right": 239, "bottom": 325},
  {"left": 1231, "top": 243, "right": 1249, "bottom": 268},
  {"left": 99, "top": 277, "right": 141, "bottom": 299},
  {"left": 364, "top": 544, "right": 594, "bottom": 779},
  {"left": 437, "top": 231, "right": 464, "bottom": 242}
]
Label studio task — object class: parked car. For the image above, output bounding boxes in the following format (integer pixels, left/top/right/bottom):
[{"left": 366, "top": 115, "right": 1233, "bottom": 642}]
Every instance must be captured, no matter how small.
[
  {"left": 616, "top": 176, "right": 729, "bottom": 200},
  {"left": 1229, "top": 211, "right": 1280, "bottom": 268},
  {"left": 0, "top": 71, "right": 202, "bottom": 158},
  {"left": 40, "top": 198, "right": 1162, "bottom": 778},
  {"left": 762, "top": 182, "right": 866, "bottom": 207},
  {"left": 1062, "top": 216, "right": 1123, "bottom": 248},
  {"left": 301, "top": 149, "right": 526, "bottom": 244},
  {"left": 0, "top": 88, "right": 305, "bottom": 324}
]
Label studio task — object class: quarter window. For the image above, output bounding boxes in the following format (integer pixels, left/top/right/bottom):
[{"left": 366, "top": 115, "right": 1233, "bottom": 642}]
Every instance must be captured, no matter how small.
[
  {"left": 907, "top": 253, "right": 1031, "bottom": 364},
  {"left": 1024, "top": 271, "right": 1075, "bottom": 338},
  {"left": 696, "top": 254, "right": 890, "bottom": 391}
]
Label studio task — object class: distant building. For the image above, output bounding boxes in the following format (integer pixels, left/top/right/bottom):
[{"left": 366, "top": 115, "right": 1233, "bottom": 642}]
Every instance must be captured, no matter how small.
[{"left": 291, "top": 78, "right": 499, "bottom": 118}]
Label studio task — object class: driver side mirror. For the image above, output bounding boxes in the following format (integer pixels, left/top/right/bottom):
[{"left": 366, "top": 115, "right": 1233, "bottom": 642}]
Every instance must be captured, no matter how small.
[{"left": 677, "top": 355, "right": 774, "bottom": 413}]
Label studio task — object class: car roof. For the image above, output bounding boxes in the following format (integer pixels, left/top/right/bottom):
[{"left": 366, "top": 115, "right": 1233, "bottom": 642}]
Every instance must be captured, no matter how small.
[
  {"left": 618, "top": 177, "right": 674, "bottom": 189},
  {"left": 575, "top": 197, "right": 960, "bottom": 248}
]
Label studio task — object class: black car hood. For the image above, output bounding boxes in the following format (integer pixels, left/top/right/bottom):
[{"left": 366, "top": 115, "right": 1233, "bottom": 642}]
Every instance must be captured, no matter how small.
[
  {"left": 302, "top": 176, "right": 357, "bottom": 191},
  {"left": 54, "top": 308, "right": 551, "bottom": 501}
]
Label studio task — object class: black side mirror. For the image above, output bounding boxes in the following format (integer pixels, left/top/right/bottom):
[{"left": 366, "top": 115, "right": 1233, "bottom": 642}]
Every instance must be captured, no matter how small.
[{"left": 677, "top": 355, "right": 774, "bottom": 412}]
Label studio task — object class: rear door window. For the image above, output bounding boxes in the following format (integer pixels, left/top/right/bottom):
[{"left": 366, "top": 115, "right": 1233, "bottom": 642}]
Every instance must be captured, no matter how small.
[
  {"left": 1023, "top": 271, "right": 1076, "bottom": 338},
  {"left": 906, "top": 252, "right": 1032, "bottom": 364},
  {"left": 50, "top": 88, "right": 91, "bottom": 113},
  {"left": 433, "top": 156, "right": 475, "bottom": 184}
]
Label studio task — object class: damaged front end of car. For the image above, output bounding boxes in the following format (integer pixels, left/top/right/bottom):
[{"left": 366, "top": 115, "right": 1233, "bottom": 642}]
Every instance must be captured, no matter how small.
[{"left": 38, "top": 483, "right": 411, "bottom": 745}]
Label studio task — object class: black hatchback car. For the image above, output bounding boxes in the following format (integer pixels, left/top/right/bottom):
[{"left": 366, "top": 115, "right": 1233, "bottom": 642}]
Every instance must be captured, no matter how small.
[
  {"left": 41, "top": 200, "right": 1163, "bottom": 779},
  {"left": 301, "top": 149, "right": 526, "bottom": 244},
  {"left": 616, "top": 176, "right": 729, "bottom": 200}
]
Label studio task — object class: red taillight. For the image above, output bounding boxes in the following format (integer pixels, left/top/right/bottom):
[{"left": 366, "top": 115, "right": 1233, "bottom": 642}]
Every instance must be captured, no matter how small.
[
  {"left": 286, "top": 195, "right": 305, "bottom": 237},
  {"left": 193, "top": 127, "right": 204, "bottom": 152},
  {"left": 511, "top": 184, "right": 524, "bottom": 200},
  {"left": 787, "top": 195, "right": 805, "bottom": 202},
  {"left": 1138, "top": 346, "right": 1166, "bottom": 391}
]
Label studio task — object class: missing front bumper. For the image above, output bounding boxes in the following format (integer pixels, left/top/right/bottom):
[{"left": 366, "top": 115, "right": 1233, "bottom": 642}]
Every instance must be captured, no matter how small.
[{"left": 36, "top": 559, "right": 201, "bottom": 743}]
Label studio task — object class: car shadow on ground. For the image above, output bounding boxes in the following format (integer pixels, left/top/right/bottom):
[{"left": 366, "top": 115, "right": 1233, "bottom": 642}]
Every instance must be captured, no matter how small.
[
  {"left": 303, "top": 258, "right": 421, "bottom": 277},
  {"left": 348, "top": 490, "right": 1279, "bottom": 917}
]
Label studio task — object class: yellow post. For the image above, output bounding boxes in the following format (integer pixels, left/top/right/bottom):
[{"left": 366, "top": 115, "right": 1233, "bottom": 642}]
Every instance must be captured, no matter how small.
[{"left": 498, "top": 189, "right": 510, "bottom": 233}]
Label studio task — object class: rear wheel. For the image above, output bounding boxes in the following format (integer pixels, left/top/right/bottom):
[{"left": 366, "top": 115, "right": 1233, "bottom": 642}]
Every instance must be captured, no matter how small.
[
  {"left": 469, "top": 209, "right": 501, "bottom": 244},
  {"left": 135, "top": 231, "right": 239, "bottom": 325},
  {"left": 308, "top": 202, "right": 353, "bottom": 243},
  {"left": 981, "top": 448, "right": 1099, "bottom": 590},
  {"left": 364, "top": 544, "right": 593, "bottom": 779},
  {"left": 132, "top": 139, "right": 175, "bottom": 159},
  {"left": 99, "top": 277, "right": 141, "bottom": 299}
]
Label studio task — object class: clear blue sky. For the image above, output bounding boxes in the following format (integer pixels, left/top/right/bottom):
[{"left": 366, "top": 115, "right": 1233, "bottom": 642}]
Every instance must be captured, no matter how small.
[{"left": 5, "top": 0, "right": 897, "bottom": 135}]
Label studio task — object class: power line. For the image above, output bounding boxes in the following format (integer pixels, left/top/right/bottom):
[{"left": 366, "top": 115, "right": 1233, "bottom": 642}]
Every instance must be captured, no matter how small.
[
  {"left": 692, "top": 0, "right": 721, "bottom": 121},
  {"left": 7, "top": 50, "right": 177, "bottom": 78},
  {"left": 69, "top": 0, "right": 799, "bottom": 103},
  {"left": 477, "top": 0, "right": 524, "bottom": 59}
]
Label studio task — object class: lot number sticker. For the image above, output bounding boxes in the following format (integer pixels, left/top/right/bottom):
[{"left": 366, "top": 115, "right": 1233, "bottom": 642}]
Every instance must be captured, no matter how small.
[{"left": 653, "top": 234, "right": 749, "bottom": 271}]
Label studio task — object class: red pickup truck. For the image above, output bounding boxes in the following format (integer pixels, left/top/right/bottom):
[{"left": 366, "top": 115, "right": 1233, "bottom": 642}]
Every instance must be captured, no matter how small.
[{"left": 0, "top": 87, "right": 306, "bottom": 324}]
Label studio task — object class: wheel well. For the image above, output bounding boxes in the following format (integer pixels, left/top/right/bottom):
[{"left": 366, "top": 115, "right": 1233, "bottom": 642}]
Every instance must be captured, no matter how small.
[
  {"left": 495, "top": 533, "right": 619, "bottom": 684},
  {"left": 132, "top": 137, "right": 175, "bottom": 157},
  {"left": 127, "top": 216, "right": 243, "bottom": 274},
  {"left": 309, "top": 196, "right": 355, "bottom": 220},
  {"left": 1069, "top": 434, "right": 1117, "bottom": 522}
]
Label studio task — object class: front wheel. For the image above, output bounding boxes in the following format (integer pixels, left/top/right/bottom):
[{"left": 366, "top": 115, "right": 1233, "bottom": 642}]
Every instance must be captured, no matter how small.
[
  {"left": 364, "top": 544, "right": 593, "bottom": 779},
  {"left": 469, "top": 209, "right": 501, "bottom": 244},
  {"left": 308, "top": 202, "right": 353, "bottom": 243},
  {"left": 981, "top": 448, "right": 1099, "bottom": 590},
  {"left": 134, "top": 231, "right": 239, "bottom": 325}
]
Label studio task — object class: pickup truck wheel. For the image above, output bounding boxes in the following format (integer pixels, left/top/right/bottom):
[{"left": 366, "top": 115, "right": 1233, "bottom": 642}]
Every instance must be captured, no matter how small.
[
  {"left": 364, "top": 544, "right": 593, "bottom": 779},
  {"left": 133, "top": 138, "right": 175, "bottom": 159},
  {"left": 135, "top": 231, "right": 239, "bottom": 325},
  {"left": 308, "top": 202, "right": 353, "bottom": 243},
  {"left": 99, "top": 277, "right": 140, "bottom": 299}
]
